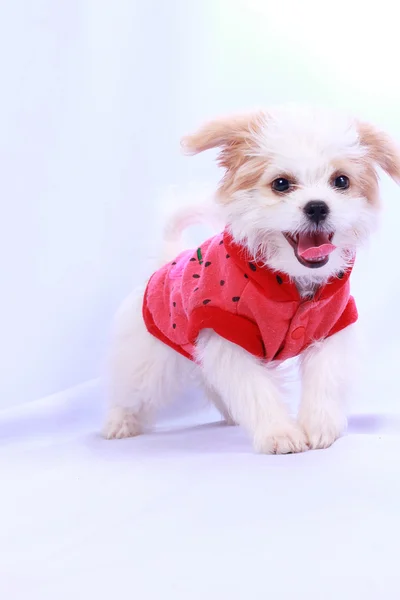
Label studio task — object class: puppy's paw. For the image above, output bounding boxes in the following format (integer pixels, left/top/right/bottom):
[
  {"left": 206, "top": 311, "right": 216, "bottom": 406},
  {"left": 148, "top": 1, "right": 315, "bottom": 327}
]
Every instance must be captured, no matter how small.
[
  {"left": 253, "top": 422, "right": 309, "bottom": 454},
  {"left": 299, "top": 412, "right": 346, "bottom": 450},
  {"left": 103, "top": 407, "right": 142, "bottom": 440}
]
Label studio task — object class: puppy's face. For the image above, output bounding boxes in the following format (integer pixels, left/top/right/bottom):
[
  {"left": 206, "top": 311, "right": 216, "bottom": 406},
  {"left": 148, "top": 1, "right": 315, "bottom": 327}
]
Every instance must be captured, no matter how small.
[{"left": 183, "top": 107, "right": 400, "bottom": 281}]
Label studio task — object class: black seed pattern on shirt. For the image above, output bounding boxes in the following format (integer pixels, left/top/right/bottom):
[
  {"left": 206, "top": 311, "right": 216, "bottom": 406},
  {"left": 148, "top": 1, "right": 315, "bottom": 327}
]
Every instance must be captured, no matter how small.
[
  {"left": 276, "top": 275, "right": 283, "bottom": 285},
  {"left": 173, "top": 302, "right": 176, "bottom": 307},
  {"left": 226, "top": 254, "right": 230, "bottom": 259},
  {"left": 173, "top": 323, "right": 176, "bottom": 329},
  {"left": 219, "top": 240, "right": 224, "bottom": 245},
  {"left": 190, "top": 257, "right": 196, "bottom": 262},
  {"left": 172, "top": 261, "right": 176, "bottom": 265},
  {"left": 244, "top": 273, "right": 248, "bottom": 279},
  {"left": 194, "top": 287, "right": 199, "bottom": 292},
  {"left": 220, "top": 280, "right": 225, "bottom": 286},
  {"left": 205, "top": 261, "right": 211, "bottom": 267},
  {"left": 203, "top": 299, "right": 211, "bottom": 305},
  {"left": 192, "top": 274, "right": 200, "bottom": 278},
  {"left": 232, "top": 296, "right": 240, "bottom": 302},
  {"left": 249, "top": 262, "right": 256, "bottom": 272}
]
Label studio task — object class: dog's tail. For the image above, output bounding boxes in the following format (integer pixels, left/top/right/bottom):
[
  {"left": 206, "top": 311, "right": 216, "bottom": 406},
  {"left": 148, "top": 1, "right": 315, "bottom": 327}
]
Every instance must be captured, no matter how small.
[{"left": 160, "top": 187, "right": 223, "bottom": 262}]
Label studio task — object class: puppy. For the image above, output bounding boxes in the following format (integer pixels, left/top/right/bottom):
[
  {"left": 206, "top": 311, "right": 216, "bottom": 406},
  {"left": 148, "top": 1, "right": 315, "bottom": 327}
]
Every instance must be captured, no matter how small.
[{"left": 104, "top": 105, "right": 400, "bottom": 453}]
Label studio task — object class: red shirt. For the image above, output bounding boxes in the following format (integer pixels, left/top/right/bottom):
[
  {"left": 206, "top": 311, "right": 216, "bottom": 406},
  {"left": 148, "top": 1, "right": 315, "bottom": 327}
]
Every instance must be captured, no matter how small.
[{"left": 143, "top": 230, "right": 358, "bottom": 361}]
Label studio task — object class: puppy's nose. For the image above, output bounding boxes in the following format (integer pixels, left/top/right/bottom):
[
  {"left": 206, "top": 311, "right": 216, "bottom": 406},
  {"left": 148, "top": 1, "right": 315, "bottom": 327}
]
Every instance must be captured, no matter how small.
[{"left": 303, "top": 201, "right": 329, "bottom": 225}]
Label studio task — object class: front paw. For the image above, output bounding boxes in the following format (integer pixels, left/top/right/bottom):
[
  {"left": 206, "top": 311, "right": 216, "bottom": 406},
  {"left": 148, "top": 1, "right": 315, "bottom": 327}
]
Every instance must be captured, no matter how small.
[
  {"left": 299, "top": 412, "right": 347, "bottom": 450},
  {"left": 103, "top": 407, "right": 142, "bottom": 440},
  {"left": 253, "top": 422, "right": 309, "bottom": 454}
]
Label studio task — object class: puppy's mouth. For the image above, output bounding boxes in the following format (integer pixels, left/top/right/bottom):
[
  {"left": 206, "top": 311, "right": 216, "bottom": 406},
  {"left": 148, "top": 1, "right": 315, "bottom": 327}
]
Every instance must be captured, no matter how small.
[{"left": 283, "top": 231, "right": 336, "bottom": 269}]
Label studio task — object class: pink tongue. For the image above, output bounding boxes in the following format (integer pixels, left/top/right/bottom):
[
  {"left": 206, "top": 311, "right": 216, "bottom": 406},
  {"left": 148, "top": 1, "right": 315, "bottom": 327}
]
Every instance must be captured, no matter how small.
[{"left": 298, "top": 232, "right": 336, "bottom": 260}]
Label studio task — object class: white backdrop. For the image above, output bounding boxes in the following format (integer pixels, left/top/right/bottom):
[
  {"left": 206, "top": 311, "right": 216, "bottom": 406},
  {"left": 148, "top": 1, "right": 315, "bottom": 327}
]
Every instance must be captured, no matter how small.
[{"left": 1, "top": 0, "right": 400, "bottom": 408}]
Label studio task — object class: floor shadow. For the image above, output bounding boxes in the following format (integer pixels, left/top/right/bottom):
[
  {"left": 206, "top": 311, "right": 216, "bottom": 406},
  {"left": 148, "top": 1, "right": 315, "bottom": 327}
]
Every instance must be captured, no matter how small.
[
  {"left": 347, "top": 413, "right": 400, "bottom": 434},
  {"left": 85, "top": 420, "right": 253, "bottom": 458}
]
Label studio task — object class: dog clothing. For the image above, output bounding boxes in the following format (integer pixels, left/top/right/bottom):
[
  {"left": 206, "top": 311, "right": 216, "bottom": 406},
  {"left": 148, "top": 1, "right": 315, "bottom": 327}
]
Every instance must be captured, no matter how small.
[{"left": 142, "top": 230, "right": 358, "bottom": 361}]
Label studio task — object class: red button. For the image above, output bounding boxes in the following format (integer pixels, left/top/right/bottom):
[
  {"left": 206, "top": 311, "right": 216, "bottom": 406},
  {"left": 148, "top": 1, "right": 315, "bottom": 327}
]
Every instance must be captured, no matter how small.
[{"left": 291, "top": 326, "right": 305, "bottom": 340}]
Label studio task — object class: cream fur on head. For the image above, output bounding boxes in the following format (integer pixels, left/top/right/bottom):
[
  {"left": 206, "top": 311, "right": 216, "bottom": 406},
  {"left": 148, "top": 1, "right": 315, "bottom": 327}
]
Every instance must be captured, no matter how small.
[{"left": 104, "top": 105, "right": 400, "bottom": 454}]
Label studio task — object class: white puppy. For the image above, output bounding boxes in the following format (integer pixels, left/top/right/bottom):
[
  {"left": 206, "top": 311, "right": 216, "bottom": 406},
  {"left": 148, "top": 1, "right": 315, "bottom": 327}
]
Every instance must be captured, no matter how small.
[{"left": 104, "top": 106, "right": 400, "bottom": 453}]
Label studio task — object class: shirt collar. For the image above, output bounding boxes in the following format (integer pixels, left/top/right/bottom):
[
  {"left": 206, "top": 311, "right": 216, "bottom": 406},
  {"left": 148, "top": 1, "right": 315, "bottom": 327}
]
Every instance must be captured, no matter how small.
[{"left": 223, "top": 229, "right": 353, "bottom": 302}]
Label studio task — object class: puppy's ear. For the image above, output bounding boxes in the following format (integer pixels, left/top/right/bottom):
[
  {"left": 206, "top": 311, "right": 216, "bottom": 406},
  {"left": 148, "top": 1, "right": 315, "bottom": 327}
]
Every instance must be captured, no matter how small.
[
  {"left": 358, "top": 122, "right": 400, "bottom": 183},
  {"left": 181, "top": 111, "right": 268, "bottom": 199},
  {"left": 181, "top": 112, "right": 266, "bottom": 170},
  {"left": 181, "top": 114, "right": 257, "bottom": 153}
]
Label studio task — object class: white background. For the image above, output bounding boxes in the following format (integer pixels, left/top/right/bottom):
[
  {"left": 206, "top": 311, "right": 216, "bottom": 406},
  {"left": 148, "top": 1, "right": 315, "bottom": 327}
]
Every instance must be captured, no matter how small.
[{"left": 1, "top": 0, "right": 400, "bottom": 407}]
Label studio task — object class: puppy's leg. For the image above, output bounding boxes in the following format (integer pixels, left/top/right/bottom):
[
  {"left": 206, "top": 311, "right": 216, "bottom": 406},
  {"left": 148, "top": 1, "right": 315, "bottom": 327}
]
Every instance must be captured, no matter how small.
[
  {"left": 204, "top": 384, "right": 236, "bottom": 426},
  {"left": 298, "top": 325, "right": 356, "bottom": 450},
  {"left": 196, "top": 330, "right": 308, "bottom": 454},
  {"left": 103, "top": 291, "right": 193, "bottom": 439}
]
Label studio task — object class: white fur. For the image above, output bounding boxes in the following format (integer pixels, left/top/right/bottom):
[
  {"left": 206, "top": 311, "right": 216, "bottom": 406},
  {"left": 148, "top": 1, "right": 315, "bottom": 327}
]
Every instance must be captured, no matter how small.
[
  {"left": 195, "top": 330, "right": 308, "bottom": 454},
  {"left": 103, "top": 290, "right": 196, "bottom": 439},
  {"left": 298, "top": 325, "right": 357, "bottom": 449},
  {"left": 103, "top": 105, "right": 391, "bottom": 453}
]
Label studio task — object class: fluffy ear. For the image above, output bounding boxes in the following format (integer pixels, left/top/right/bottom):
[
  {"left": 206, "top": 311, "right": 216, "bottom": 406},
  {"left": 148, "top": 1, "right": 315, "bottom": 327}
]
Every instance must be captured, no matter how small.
[
  {"left": 358, "top": 122, "right": 400, "bottom": 183},
  {"left": 181, "top": 111, "right": 266, "bottom": 167},
  {"left": 181, "top": 114, "right": 257, "bottom": 154},
  {"left": 181, "top": 112, "right": 267, "bottom": 200}
]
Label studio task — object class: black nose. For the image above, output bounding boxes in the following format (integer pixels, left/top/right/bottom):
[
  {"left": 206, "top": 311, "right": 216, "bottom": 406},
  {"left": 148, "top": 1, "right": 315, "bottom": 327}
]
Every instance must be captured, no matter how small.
[{"left": 303, "top": 201, "right": 329, "bottom": 225}]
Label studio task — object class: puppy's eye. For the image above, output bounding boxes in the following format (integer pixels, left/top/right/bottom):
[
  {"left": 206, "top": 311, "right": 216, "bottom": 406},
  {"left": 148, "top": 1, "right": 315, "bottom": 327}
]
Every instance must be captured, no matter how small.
[
  {"left": 332, "top": 175, "right": 350, "bottom": 190},
  {"left": 272, "top": 178, "right": 291, "bottom": 193}
]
